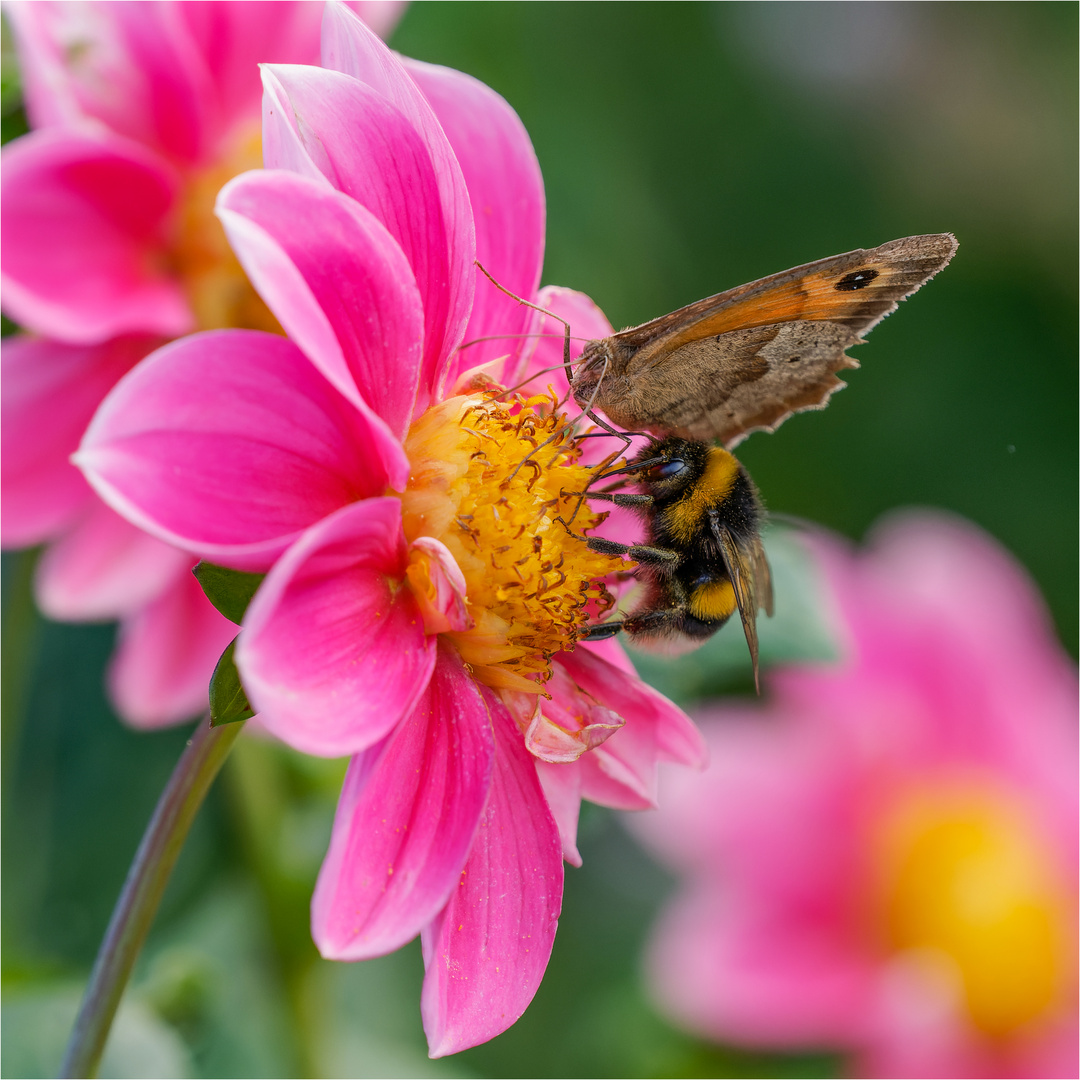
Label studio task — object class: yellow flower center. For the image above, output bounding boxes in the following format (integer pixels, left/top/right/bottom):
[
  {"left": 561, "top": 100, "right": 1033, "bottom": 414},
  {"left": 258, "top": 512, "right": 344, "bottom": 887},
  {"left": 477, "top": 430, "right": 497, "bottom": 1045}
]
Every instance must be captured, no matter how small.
[
  {"left": 871, "top": 777, "right": 1073, "bottom": 1037},
  {"left": 398, "top": 393, "right": 624, "bottom": 692},
  {"left": 168, "top": 123, "right": 282, "bottom": 335}
]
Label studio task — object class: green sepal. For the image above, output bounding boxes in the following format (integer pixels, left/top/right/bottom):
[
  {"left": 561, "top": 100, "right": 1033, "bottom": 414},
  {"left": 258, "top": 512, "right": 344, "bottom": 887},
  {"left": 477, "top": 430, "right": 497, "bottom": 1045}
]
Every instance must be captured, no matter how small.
[
  {"left": 209, "top": 637, "right": 255, "bottom": 727},
  {"left": 192, "top": 561, "right": 265, "bottom": 625}
]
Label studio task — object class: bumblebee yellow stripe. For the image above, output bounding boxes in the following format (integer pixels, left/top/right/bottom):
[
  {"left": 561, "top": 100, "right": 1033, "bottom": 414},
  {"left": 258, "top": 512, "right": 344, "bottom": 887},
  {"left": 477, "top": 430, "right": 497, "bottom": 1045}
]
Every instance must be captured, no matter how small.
[
  {"left": 666, "top": 448, "right": 740, "bottom": 543},
  {"left": 688, "top": 578, "right": 737, "bottom": 622}
]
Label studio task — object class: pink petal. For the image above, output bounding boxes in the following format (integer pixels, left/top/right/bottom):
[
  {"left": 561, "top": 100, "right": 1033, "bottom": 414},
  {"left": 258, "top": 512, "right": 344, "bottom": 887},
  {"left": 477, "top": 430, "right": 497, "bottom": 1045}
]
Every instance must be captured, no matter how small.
[
  {"left": 259, "top": 64, "right": 336, "bottom": 189},
  {"left": 855, "top": 949, "right": 1000, "bottom": 1079},
  {"left": 319, "top": 5, "right": 475, "bottom": 402},
  {"left": 0, "top": 127, "right": 191, "bottom": 343},
  {"left": 350, "top": 1, "right": 410, "bottom": 40},
  {"left": 36, "top": 501, "right": 191, "bottom": 621},
  {"left": 217, "top": 169, "right": 424, "bottom": 440},
  {"left": 420, "top": 687, "right": 563, "bottom": 1057},
  {"left": 5, "top": 3, "right": 210, "bottom": 163},
  {"left": 404, "top": 58, "right": 545, "bottom": 389},
  {"left": 535, "top": 760, "right": 584, "bottom": 868},
  {"left": 645, "top": 882, "right": 875, "bottom": 1048},
  {"left": 260, "top": 62, "right": 471, "bottom": 413},
  {"left": 237, "top": 498, "right": 437, "bottom": 757},
  {"left": 175, "top": 2, "right": 327, "bottom": 147},
  {"left": 1, "top": 334, "right": 154, "bottom": 547},
  {"left": 75, "top": 330, "right": 407, "bottom": 570},
  {"left": 108, "top": 563, "right": 239, "bottom": 729},
  {"left": 868, "top": 510, "right": 1078, "bottom": 728},
  {"left": 311, "top": 644, "right": 494, "bottom": 958}
]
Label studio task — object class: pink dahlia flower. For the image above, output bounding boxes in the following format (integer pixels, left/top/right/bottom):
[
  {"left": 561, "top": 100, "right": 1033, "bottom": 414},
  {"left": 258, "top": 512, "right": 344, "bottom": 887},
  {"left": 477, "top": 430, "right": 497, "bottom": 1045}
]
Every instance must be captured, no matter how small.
[
  {"left": 1, "top": 0, "right": 405, "bottom": 726},
  {"left": 75, "top": 6, "right": 704, "bottom": 1055},
  {"left": 634, "top": 512, "right": 1077, "bottom": 1079}
]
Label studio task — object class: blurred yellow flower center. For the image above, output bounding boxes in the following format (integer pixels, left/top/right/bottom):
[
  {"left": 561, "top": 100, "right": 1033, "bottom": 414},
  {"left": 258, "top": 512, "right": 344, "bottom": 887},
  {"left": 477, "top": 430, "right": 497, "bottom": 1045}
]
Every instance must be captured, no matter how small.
[
  {"left": 168, "top": 123, "right": 282, "bottom": 335},
  {"left": 873, "top": 778, "right": 1071, "bottom": 1037},
  {"left": 399, "top": 393, "right": 623, "bottom": 693}
]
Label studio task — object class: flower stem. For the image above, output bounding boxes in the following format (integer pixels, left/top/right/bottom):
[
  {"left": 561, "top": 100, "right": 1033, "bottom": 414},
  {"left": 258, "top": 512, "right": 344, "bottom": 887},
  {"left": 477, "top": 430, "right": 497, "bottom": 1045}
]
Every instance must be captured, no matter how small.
[{"left": 60, "top": 716, "right": 245, "bottom": 1079}]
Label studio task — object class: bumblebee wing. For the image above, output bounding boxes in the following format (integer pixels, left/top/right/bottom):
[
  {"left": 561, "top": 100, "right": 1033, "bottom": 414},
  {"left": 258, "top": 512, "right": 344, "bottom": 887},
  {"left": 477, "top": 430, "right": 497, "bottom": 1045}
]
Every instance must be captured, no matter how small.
[
  {"left": 751, "top": 532, "right": 774, "bottom": 618},
  {"left": 712, "top": 515, "right": 772, "bottom": 691}
]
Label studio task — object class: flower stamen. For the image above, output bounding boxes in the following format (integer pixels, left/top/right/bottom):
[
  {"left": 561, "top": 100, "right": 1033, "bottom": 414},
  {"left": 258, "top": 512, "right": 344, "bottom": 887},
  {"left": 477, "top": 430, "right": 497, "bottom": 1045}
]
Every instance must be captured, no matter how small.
[{"left": 400, "top": 392, "right": 623, "bottom": 693}]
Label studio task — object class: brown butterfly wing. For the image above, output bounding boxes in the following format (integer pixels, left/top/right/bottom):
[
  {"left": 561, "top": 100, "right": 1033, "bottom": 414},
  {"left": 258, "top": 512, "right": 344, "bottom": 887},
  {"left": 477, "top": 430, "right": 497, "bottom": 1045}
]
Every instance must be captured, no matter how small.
[
  {"left": 601, "top": 319, "right": 863, "bottom": 446},
  {"left": 590, "top": 234, "right": 956, "bottom": 444}
]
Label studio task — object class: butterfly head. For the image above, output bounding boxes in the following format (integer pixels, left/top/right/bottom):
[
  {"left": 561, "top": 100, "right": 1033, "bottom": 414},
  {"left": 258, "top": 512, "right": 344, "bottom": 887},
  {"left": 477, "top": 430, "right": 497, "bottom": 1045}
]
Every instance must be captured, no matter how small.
[{"left": 570, "top": 339, "right": 616, "bottom": 410}]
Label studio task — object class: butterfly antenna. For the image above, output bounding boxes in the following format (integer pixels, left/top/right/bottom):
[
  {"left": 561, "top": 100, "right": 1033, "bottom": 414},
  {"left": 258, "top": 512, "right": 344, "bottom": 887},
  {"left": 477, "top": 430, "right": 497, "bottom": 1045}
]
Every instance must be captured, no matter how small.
[
  {"left": 498, "top": 360, "right": 578, "bottom": 399},
  {"left": 475, "top": 261, "right": 578, "bottom": 392}
]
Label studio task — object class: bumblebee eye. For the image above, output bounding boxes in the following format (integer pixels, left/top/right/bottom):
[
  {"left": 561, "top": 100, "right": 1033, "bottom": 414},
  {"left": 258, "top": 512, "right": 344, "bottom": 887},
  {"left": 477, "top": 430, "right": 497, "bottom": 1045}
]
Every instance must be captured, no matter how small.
[{"left": 646, "top": 459, "right": 687, "bottom": 481}]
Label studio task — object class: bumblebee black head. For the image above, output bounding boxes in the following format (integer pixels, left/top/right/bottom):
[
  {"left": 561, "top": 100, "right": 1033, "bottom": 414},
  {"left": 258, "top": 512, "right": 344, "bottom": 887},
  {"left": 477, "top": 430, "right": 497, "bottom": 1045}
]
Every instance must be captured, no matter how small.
[{"left": 631, "top": 437, "right": 711, "bottom": 500}]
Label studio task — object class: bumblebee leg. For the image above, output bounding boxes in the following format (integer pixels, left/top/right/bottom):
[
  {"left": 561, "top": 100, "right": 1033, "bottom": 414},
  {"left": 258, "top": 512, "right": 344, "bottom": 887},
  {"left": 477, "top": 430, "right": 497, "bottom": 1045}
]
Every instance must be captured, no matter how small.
[
  {"left": 579, "top": 620, "right": 625, "bottom": 641},
  {"left": 622, "top": 608, "right": 687, "bottom": 635},
  {"left": 585, "top": 537, "right": 681, "bottom": 566},
  {"left": 575, "top": 491, "right": 654, "bottom": 508},
  {"left": 622, "top": 577, "right": 691, "bottom": 636}
]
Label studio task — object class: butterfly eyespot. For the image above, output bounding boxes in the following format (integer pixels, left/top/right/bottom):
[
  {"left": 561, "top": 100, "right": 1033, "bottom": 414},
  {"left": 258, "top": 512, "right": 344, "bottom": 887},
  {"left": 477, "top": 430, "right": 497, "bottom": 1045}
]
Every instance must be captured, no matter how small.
[
  {"left": 835, "top": 268, "right": 880, "bottom": 291},
  {"left": 647, "top": 460, "right": 687, "bottom": 481}
]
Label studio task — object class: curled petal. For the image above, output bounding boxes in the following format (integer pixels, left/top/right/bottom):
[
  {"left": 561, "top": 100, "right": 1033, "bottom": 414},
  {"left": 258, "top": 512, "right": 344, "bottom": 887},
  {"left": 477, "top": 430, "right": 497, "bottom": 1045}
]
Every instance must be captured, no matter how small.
[
  {"left": 421, "top": 688, "right": 563, "bottom": 1057},
  {"left": 218, "top": 169, "right": 424, "bottom": 441},
  {"left": 36, "top": 502, "right": 191, "bottom": 621},
  {"left": 405, "top": 58, "right": 545, "bottom": 388},
  {"left": 1, "top": 334, "right": 153, "bottom": 547},
  {"left": 76, "top": 330, "right": 407, "bottom": 570},
  {"left": 238, "top": 498, "right": 437, "bottom": 757},
  {"left": 406, "top": 537, "right": 473, "bottom": 635},
  {"left": 108, "top": 564, "right": 239, "bottom": 729},
  {"left": 312, "top": 644, "right": 494, "bottom": 958},
  {"left": 560, "top": 646, "right": 707, "bottom": 768},
  {"left": 505, "top": 664, "right": 625, "bottom": 765},
  {"left": 553, "top": 648, "right": 705, "bottom": 809},
  {"left": 0, "top": 128, "right": 190, "bottom": 343}
]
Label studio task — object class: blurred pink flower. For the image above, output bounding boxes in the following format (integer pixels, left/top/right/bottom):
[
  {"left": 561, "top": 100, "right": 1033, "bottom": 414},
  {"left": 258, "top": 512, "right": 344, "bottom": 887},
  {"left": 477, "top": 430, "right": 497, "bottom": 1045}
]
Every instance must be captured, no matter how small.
[
  {"left": 1, "top": 0, "right": 405, "bottom": 726},
  {"left": 634, "top": 512, "right": 1078, "bottom": 1079},
  {"left": 76, "top": 7, "right": 704, "bottom": 1055}
]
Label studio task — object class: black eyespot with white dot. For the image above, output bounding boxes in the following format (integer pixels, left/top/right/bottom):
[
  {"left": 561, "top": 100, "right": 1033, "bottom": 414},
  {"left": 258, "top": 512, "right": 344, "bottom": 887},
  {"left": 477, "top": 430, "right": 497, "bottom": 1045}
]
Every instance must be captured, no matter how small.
[{"left": 835, "top": 268, "right": 879, "bottom": 291}]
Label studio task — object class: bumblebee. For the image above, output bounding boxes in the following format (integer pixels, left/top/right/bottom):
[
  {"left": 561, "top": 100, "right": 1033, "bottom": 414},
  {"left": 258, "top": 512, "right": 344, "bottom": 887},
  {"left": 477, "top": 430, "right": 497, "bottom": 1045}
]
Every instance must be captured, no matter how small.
[{"left": 578, "top": 436, "right": 774, "bottom": 688}]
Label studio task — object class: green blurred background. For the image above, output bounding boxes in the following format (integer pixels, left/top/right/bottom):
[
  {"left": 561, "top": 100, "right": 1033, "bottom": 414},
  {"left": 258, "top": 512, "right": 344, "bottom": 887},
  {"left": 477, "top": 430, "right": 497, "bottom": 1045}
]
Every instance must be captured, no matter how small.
[{"left": 3, "top": 3, "right": 1076, "bottom": 1077}]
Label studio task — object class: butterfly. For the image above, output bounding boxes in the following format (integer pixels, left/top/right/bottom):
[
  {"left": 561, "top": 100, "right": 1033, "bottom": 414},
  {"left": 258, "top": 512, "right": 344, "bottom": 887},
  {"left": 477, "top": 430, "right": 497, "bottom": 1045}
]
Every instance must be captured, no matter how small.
[{"left": 569, "top": 233, "right": 958, "bottom": 447}]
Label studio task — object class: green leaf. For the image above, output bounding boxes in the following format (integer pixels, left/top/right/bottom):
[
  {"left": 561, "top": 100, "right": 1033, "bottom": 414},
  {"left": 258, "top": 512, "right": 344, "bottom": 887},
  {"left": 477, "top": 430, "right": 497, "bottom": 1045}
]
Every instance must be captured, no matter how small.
[
  {"left": 192, "top": 562, "right": 265, "bottom": 625},
  {"left": 209, "top": 638, "right": 255, "bottom": 726}
]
